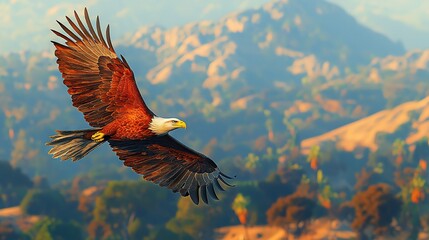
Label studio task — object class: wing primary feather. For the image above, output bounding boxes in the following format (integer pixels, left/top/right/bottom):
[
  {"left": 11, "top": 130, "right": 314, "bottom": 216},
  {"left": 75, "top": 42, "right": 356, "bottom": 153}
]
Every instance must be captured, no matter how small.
[
  {"left": 207, "top": 183, "right": 219, "bottom": 200},
  {"left": 202, "top": 173, "right": 211, "bottom": 185},
  {"left": 195, "top": 174, "right": 204, "bottom": 186},
  {"left": 120, "top": 55, "right": 130, "bottom": 69},
  {"left": 57, "top": 20, "right": 81, "bottom": 42},
  {"left": 200, "top": 186, "right": 209, "bottom": 204},
  {"left": 51, "top": 30, "right": 77, "bottom": 46},
  {"left": 96, "top": 16, "right": 108, "bottom": 47},
  {"left": 214, "top": 178, "right": 225, "bottom": 191},
  {"left": 66, "top": 16, "right": 87, "bottom": 41},
  {"left": 106, "top": 25, "right": 116, "bottom": 53},
  {"left": 219, "top": 175, "right": 235, "bottom": 187},
  {"left": 51, "top": 41, "right": 71, "bottom": 50},
  {"left": 220, "top": 172, "right": 234, "bottom": 179},
  {"left": 179, "top": 189, "right": 189, "bottom": 197},
  {"left": 84, "top": 8, "right": 100, "bottom": 42},
  {"left": 74, "top": 9, "right": 92, "bottom": 41},
  {"left": 189, "top": 185, "right": 200, "bottom": 205}
]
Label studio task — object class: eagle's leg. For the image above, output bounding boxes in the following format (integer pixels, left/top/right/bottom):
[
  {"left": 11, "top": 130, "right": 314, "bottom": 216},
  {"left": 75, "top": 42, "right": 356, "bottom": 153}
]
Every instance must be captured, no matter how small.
[{"left": 91, "top": 132, "right": 105, "bottom": 142}]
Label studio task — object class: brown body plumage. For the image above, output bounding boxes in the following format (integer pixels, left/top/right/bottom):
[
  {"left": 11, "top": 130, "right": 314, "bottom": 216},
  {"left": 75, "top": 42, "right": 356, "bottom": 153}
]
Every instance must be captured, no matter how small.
[{"left": 46, "top": 9, "right": 232, "bottom": 205}]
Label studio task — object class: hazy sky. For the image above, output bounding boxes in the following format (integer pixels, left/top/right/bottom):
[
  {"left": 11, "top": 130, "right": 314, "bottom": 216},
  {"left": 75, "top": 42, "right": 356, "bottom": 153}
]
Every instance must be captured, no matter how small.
[
  {"left": 1, "top": 0, "right": 428, "bottom": 53},
  {"left": 328, "top": 0, "right": 429, "bottom": 50},
  {"left": 0, "top": 0, "right": 271, "bottom": 53}
]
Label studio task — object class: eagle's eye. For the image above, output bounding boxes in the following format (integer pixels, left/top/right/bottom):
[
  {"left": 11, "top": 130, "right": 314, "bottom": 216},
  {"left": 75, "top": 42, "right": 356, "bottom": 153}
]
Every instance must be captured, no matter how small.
[{"left": 172, "top": 120, "right": 178, "bottom": 123}]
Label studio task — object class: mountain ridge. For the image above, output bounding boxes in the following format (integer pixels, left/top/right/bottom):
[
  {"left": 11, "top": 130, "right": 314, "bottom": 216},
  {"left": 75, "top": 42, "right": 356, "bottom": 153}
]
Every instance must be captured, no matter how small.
[
  {"left": 122, "top": 0, "right": 404, "bottom": 90},
  {"left": 301, "top": 95, "right": 429, "bottom": 153}
]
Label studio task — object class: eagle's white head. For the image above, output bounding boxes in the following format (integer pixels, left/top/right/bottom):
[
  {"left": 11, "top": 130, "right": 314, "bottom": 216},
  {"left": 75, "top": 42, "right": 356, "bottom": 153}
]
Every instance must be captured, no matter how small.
[{"left": 149, "top": 117, "right": 187, "bottom": 135}]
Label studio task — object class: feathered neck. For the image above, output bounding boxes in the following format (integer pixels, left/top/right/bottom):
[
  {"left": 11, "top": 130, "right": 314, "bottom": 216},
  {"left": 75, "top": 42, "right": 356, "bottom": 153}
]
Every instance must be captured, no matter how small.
[{"left": 148, "top": 117, "right": 170, "bottom": 135}]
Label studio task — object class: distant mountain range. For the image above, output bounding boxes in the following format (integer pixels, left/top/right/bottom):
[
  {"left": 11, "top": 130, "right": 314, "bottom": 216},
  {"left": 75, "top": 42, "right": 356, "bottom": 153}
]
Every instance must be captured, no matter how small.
[
  {"left": 1, "top": 0, "right": 272, "bottom": 53},
  {"left": 118, "top": 0, "right": 404, "bottom": 113},
  {"left": 0, "top": 0, "right": 426, "bottom": 181},
  {"left": 1, "top": 0, "right": 427, "bottom": 53}
]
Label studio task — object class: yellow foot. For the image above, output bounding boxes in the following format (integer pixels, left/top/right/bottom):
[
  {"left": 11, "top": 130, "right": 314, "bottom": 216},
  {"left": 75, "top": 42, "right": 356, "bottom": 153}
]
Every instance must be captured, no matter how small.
[{"left": 91, "top": 132, "right": 105, "bottom": 142}]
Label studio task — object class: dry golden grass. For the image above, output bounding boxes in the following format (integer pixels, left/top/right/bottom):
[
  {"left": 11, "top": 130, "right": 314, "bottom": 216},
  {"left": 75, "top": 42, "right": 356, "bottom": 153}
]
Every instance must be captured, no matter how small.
[
  {"left": 301, "top": 96, "right": 429, "bottom": 153},
  {"left": 216, "top": 219, "right": 356, "bottom": 240}
]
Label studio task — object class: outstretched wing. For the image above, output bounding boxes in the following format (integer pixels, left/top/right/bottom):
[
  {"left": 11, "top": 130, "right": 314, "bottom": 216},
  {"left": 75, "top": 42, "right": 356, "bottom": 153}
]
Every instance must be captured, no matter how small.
[
  {"left": 52, "top": 8, "right": 153, "bottom": 128},
  {"left": 108, "top": 135, "right": 233, "bottom": 205}
]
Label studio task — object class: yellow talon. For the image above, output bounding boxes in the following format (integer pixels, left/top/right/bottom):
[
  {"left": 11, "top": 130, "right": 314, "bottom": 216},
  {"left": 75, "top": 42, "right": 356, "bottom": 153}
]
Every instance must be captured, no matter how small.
[{"left": 91, "top": 132, "right": 105, "bottom": 142}]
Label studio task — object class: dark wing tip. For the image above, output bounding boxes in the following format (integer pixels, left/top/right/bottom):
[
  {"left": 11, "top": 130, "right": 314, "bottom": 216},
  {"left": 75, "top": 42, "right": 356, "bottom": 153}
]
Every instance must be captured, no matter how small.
[
  {"left": 201, "top": 186, "right": 209, "bottom": 204},
  {"left": 218, "top": 175, "right": 235, "bottom": 187},
  {"left": 120, "top": 55, "right": 131, "bottom": 69},
  {"left": 189, "top": 186, "right": 200, "bottom": 205},
  {"left": 183, "top": 171, "right": 234, "bottom": 205},
  {"left": 207, "top": 183, "right": 219, "bottom": 200},
  {"left": 220, "top": 172, "right": 235, "bottom": 179},
  {"left": 106, "top": 24, "right": 116, "bottom": 53}
]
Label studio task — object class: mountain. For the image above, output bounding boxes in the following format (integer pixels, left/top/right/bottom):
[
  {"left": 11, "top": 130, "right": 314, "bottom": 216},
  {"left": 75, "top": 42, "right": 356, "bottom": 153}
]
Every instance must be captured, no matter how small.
[
  {"left": 0, "top": 0, "right": 415, "bottom": 182},
  {"left": 124, "top": 0, "right": 404, "bottom": 89}
]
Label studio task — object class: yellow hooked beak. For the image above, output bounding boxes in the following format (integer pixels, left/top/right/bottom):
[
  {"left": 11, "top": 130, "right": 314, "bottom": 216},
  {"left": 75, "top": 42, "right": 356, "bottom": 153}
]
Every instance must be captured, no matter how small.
[{"left": 174, "top": 120, "right": 187, "bottom": 129}]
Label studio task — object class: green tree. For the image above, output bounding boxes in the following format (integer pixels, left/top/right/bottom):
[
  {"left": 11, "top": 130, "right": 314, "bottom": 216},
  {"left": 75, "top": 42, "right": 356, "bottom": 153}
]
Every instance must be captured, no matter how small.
[
  {"left": 30, "top": 218, "right": 83, "bottom": 240},
  {"left": 20, "top": 189, "right": 76, "bottom": 220},
  {"left": 307, "top": 145, "right": 320, "bottom": 170},
  {"left": 90, "top": 180, "right": 176, "bottom": 239},
  {"left": 232, "top": 194, "right": 251, "bottom": 239},
  {"left": 166, "top": 197, "right": 225, "bottom": 239},
  {"left": 0, "top": 161, "right": 32, "bottom": 207}
]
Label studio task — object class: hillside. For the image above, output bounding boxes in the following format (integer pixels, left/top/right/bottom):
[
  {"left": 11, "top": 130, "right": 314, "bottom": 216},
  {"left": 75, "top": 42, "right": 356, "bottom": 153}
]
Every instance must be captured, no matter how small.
[
  {"left": 301, "top": 95, "right": 429, "bottom": 153},
  {"left": 0, "top": 0, "right": 416, "bottom": 182},
  {"left": 300, "top": 49, "right": 429, "bottom": 153}
]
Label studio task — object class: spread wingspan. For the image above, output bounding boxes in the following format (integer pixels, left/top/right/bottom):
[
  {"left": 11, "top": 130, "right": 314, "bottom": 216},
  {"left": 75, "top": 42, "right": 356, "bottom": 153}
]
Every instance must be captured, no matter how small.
[{"left": 49, "top": 9, "right": 233, "bottom": 205}]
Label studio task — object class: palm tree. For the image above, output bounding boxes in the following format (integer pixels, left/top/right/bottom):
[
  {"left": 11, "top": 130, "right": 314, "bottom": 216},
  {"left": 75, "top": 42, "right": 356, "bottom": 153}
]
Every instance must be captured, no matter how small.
[
  {"left": 232, "top": 193, "right": 251, "bottom": 240},
  {"left": 308, "top": 145, "right": 320, "bottom": 171}
]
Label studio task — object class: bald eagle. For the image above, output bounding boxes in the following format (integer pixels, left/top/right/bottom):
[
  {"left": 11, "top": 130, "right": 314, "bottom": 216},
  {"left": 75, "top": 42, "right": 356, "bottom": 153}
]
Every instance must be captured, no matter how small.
[{"left": 46, "top": 9, "right": 233, "bottom": 205}]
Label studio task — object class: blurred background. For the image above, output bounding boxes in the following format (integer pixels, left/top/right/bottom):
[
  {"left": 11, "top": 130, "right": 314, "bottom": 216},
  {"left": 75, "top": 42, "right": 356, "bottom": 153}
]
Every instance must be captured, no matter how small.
[{"left": 1, "top": 0, "right": 429, "bottom": 239}]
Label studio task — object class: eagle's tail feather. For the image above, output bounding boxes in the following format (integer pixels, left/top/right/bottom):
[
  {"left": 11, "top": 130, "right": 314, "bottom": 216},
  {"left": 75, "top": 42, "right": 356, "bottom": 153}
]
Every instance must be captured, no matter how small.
[{"left": 46, "top": 129, "right": 103, "bottom": 161}]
